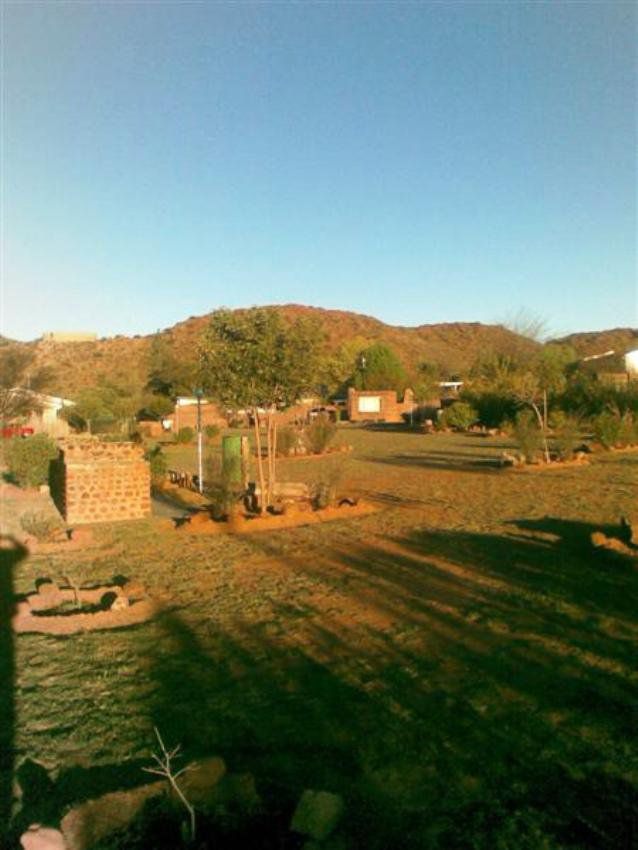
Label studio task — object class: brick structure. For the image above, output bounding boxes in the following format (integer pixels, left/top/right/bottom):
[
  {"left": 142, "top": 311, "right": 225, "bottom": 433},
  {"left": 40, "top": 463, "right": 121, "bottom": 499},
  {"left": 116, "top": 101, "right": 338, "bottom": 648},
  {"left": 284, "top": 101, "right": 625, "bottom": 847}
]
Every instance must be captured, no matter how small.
[
  {"left": 51, "top": 438, "right": 151, "bottom": 525},
  {"left": 347, "top": 387, "right": 415, "bottom": 423},
  {"left": 172, "top": 397, "right": 228, "bottom": 432}
]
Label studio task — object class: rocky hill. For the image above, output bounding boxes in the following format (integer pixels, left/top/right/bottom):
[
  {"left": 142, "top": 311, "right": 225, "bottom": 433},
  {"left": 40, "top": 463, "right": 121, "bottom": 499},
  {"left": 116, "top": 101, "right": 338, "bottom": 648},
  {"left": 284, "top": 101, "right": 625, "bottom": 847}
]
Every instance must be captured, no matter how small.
[
  {"left": 11, "top": 305, "right": 636, "bottom": 399},
  {"left": 553, "top": 328, "right": 638, "bottom": 360}
]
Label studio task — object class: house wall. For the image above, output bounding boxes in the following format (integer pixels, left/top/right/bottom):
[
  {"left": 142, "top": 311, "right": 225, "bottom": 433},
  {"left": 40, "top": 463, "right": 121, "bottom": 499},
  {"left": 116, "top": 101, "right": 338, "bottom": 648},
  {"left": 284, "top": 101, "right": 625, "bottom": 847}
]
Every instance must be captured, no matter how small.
[
  {"left": 52, "top": 438, "right": 150, "bottom": 525},
  {"left": 347, "top": 388, "right": 415, "bottom": 423},
  {"left": 25, "top": 409, "right": 71, "bottom": 438}
]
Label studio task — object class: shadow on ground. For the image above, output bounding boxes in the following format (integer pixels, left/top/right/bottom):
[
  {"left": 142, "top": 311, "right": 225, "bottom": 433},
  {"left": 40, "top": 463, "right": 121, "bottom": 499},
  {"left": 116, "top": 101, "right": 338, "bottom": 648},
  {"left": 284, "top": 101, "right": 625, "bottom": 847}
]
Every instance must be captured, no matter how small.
[{"left": 9, "top": 518, "right": 638, "bottom": 849}]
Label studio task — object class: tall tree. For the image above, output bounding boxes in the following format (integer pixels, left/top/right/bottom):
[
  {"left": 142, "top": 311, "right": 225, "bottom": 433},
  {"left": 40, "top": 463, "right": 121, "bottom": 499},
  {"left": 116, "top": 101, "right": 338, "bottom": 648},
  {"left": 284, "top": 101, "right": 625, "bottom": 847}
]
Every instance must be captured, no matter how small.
[
  {"left": 353, "top": 343, "right": 408, "bottom": 393},
  {"left": 146, "top": 332, "right": 197, "bottom": 400},
  {"left": 0, "top": 349, "right": 54, "bottom": 423},
  {"left": 199, "top": 308, "right": 320, "bottom": 512}
]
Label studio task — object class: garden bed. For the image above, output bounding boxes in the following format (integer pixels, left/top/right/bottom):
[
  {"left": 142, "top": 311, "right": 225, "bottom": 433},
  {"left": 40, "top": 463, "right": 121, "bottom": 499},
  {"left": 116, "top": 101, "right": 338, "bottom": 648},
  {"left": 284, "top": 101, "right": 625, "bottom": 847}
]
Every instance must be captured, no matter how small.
[{"left": 176, "top": 499, "right": 376, "bottom": 535}]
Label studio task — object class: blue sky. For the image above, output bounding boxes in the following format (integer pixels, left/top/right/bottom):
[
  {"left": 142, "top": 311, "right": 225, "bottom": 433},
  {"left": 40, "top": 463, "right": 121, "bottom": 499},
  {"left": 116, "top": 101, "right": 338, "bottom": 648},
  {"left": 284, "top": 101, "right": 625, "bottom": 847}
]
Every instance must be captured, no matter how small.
[{"left": 2, "top": 1, "right": 636, "bottom": 341}]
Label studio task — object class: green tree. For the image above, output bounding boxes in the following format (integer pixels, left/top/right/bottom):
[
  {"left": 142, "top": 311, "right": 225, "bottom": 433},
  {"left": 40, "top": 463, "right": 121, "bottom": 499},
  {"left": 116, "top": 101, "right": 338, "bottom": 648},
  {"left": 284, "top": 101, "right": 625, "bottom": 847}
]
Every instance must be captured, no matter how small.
[
  {"left": 317, "top": 335, "right": 370, "bottom": 399},
  {"left": 353, "top": 343, "right": 408, "bottom": 392},
  {"left": 67, "top": 381, "right": 142, "bottom": 432},
  {"left": 146, "top": 332, "right": 197, "bottom": 400},
  {"left": 411, "top": 360, "right": 445, "bottom": 406},
  {"left": 0, "top": 348, "right": 54, "bottom": 423},
  {"left": 199, "top": 308, "right": 321, "bottom": 512}
]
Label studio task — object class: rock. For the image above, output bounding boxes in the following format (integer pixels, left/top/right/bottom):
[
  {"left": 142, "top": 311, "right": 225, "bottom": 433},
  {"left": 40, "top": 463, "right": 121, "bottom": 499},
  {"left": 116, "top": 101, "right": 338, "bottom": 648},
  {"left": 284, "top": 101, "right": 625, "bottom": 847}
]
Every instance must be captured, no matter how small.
[
  {"left": 179, "top": 756, "right": 226, "bottom": 805},
  {"left": 110, "top": 595, "right": 129, "bottom": 611},
  {"left": 621, "top": 516, "right": 638, "bottom": 546},
  {"left": 591, "top": 531, "right": 637, "bottom": 557},
  {"left": 500, "top": 452, "right": 518, "bottom": 468},
  {"left": 60, "top": 781, "right": 166, "bottom": 850},
  {"left": 291, "top": 790, "right": 344, "bottom": 841},
  {"left": 20, "top": 826, "right": 67, "bottom": 850}
]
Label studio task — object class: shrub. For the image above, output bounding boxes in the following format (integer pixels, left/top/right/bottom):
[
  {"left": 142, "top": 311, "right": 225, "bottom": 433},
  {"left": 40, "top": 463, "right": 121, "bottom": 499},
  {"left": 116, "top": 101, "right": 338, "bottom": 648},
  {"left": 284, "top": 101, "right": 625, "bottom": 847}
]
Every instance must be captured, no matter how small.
[
  {"left": 617, "top": 412, "right": 638, "bottom": 447},
  {"left": 277, "top": 426, "right": 299, "bottom": 457},
  {"left": 175, "top": 426, "right": 195, "bottom": 444},
  {"left": 592, "top": 411, "right": 621, "bottom": 449},
  {"left": 204, "top": 424, "right": 220, "bottom": 440},
  {"left": 511, "top": 410, "right": 543, "bottom": 464},
  {"left": 4, "top": 434, "right": 59, "bottom": 487},
  {"left": 303, "top": 415, "right": 337, "bottom": 455},
  {"left": 463, "top": 391, "right": 518, "bottom": 429},
  {"left": 550, "top": 412, "right": 582, "bottom": 461},
  {"left": 20, "top": 510, "right": 64, "bottom": 541},
  {"left": 311, "top": 455, "right": 346, "bottom": 509},
  {"left": 144, "top": 444, "right": 167, "bottom": 485},
  {"left": 440, "top": 401, "right": 477, "bottom": 431}
]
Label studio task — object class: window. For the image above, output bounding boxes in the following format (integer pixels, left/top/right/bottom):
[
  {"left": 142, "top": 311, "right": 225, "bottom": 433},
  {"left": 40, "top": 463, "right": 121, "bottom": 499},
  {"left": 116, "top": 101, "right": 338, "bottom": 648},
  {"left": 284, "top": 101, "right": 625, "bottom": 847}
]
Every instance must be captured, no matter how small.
[{"left": 358, "top": 396, "right": 381, "bottom": 413}]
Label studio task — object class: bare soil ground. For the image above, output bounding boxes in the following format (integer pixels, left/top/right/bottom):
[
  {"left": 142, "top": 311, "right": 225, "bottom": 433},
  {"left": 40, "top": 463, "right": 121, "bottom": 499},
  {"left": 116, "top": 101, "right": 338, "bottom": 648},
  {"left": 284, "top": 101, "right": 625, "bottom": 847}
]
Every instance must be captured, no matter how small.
[{"left": 3, "top": 428, "right": 638, "bottom": 848}]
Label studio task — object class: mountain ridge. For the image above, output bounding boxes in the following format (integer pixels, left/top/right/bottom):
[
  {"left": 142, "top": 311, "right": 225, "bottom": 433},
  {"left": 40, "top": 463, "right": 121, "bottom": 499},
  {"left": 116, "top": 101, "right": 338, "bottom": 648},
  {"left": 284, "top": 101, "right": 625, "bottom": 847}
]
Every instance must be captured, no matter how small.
[{"left": 8, "top": 304, "right": 637, "bottom": 398}]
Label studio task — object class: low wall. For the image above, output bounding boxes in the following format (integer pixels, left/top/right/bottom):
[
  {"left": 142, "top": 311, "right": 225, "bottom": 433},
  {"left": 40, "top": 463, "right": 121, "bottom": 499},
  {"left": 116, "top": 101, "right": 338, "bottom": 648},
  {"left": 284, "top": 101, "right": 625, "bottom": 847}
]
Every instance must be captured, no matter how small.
[{"left": 52, "top": 438, "right": 151, "bottom": 525}]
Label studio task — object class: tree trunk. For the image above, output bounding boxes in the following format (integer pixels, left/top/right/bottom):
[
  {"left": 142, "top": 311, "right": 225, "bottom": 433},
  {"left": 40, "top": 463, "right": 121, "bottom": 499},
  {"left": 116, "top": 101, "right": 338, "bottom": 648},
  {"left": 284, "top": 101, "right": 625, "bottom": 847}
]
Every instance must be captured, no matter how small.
[
  {"left": 543, "top": 389, "right": 548, "bottom": 430},
  {"left": 266, "top": 411, "right": 273, "bottom": 509},
  {"left": 272, "top": 418, "right": 278, "bottom": 494},
  {"left": 531, "top": 402, "right": 551, "bottom": 464},
  {"left": 253, "top": 409, "right": 267, "bottom": 514}
]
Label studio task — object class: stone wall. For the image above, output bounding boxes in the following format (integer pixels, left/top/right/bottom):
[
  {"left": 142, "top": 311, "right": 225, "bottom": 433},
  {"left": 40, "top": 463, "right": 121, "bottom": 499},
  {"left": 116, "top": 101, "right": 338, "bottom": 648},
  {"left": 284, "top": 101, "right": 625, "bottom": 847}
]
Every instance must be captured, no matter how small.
[{"left": 52, "top": 438, "right": 151, "bottom": 525}]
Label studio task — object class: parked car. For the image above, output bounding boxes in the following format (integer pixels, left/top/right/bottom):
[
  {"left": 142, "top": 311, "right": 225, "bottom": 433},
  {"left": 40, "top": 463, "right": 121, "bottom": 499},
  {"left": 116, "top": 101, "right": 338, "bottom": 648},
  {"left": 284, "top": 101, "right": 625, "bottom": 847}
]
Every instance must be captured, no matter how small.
[{"left": 1, "top": 425, "right": 35, "bottom": 439}]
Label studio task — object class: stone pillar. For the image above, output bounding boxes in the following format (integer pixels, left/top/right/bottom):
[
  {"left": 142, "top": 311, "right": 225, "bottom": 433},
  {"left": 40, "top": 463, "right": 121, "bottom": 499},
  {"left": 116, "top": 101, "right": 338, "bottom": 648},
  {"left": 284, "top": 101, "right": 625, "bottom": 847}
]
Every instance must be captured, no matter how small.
[{"left": 57, "top": 437, "right": 151, "bottom": 525}]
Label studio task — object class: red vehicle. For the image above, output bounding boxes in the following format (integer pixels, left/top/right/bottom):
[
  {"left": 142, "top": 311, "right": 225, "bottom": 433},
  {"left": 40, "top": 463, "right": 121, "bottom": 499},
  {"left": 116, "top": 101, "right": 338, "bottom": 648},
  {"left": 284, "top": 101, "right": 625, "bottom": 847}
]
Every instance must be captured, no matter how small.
[{"left": 1, "top": 425, "right": 35, "bottom": 439}]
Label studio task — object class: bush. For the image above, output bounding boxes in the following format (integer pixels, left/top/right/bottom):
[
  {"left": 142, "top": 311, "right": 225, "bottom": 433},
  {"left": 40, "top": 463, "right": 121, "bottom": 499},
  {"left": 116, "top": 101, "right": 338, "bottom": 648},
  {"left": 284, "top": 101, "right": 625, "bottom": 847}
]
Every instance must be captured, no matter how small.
[
  {"left": 175, "top": 426, "right": 195, "bottom": 444},
  {"left": 204, "top": 424, "right": 220, "bottom": 440},
  {"left": 4, "top": 434, "right": 59, "bottom": 487},
  {"left": 510, "top": 410, "right": 543, "bottom": 464},
  {"left": 20, "top": 510, "right": 65, "bottom": 541},
  {"left": 439, "top": 401, "right": 477, "bottom": 431},
  {"left": 550, "top": 411, "right": 582, "bottom": 461},
  {"left": 277, "top": 426, "right": 299, "bottom": 457},
  {"left": 463, "top": 391, "right": 518, "bottom": 429},
  {"left": 592, "top": 411, "right": 621, "bottom": 449},
  {"left": 144, "top": 444, "right": 167, "bottom": 485},
  {"left": 303, "top": 415, "right": 337, "bottom": 455},
  {"left": 617, "top": 412, "right": 638, "bottom": 447}
]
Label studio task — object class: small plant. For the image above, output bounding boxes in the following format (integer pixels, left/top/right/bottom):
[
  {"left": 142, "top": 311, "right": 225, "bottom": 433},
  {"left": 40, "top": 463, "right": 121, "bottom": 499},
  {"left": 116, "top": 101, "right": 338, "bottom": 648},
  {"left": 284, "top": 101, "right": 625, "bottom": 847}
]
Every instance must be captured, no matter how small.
[
  {"left": 550, "top": 411, "right": 582, "bottom": 461},
  {"left": 312, "top": 455, "right": 347, "bottom": 509},
  {"left": 511, "top": 409, "right": 543, "bottom": 464},
  {"left": 143, "top": 727, "right": 195, "bottom": 843},
  {"left": 175, "top": 426, "right": 195, "bottom": 444},
  {"left": 592, "top": 411, "right": 621, "bottom": 449},
  {"left": 204, "top": 424, "right": 220, "bottom": 441},
  {"left": 439, "top": 401, "right": 478, "bottom": 431},
  {"left": 303, "top": 415, "right": 336, "bottom": 455},
  {"left": 277, "top": 425, "right": 299, "bottom": 457},
  {"left": 20, "top": 510, "right": 64, "bottom": 542},
  {"left": 4, "top": 434, "right": 59, "bottom": 488},
  {"left": 144, "top": 444, "right": 167, "bottom": 485}
]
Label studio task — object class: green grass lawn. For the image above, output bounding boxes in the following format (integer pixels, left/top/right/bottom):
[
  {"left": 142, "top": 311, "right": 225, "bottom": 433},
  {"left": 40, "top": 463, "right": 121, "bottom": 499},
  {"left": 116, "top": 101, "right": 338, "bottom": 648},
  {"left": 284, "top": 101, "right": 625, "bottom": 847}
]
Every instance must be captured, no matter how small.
[{"left": 4, "top": 427, "right": 638, "bottom": 848}]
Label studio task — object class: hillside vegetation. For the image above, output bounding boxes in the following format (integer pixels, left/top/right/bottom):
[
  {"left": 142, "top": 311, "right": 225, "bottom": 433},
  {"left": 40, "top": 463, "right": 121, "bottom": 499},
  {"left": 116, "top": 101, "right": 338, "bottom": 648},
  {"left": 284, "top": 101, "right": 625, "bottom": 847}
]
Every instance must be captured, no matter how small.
[{"left": 7, "top": 304, "right": 637, "bottom": 399}]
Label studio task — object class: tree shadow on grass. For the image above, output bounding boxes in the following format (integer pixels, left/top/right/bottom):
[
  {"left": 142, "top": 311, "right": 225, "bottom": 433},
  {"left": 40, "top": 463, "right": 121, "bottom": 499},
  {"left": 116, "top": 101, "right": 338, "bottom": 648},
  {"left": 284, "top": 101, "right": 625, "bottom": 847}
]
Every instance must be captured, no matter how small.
[
  {"left": 363, "top": 451, "right": 503, "bottom": 473},
  {"left": 9, "top": 517, "right": 637, "bottom": 848},
  {"left": 140, "top": 517, "right": 638, "bottom": 848}
]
